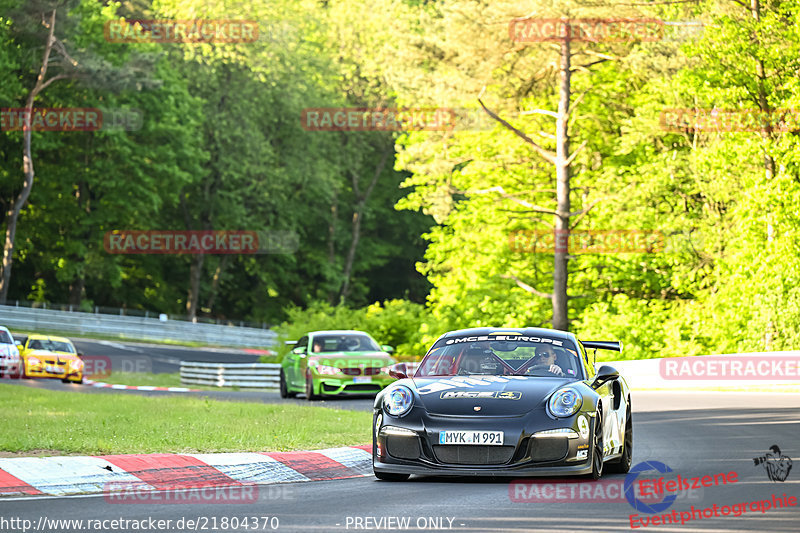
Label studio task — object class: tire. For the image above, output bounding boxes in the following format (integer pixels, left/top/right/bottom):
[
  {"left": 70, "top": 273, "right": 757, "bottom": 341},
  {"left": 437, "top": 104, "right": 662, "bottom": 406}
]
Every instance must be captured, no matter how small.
[
  {"left": 607, "top": 404, "right": 633, "bottom": 474},
  {"left": 374, "top": 471, "right": 410, "bottom": 481},
  {"left": 588, "top": 409, "right": 604, "bottom": 480},
  {"left": 279, "top": 369, "right": 288, "bottom": 398},
  {"left": 280, "top": 370, "right": 297, "bottom": 398},
  {"left": 305, "top": 373, "right": 320, "bottom": 401}
]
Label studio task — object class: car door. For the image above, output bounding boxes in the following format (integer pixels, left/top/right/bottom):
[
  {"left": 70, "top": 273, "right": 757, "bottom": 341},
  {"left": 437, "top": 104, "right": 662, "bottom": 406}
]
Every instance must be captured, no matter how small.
[
  {"left": 580, "top": 341, "right": 616, "bottom": 457},
  {"left": 286, "top": 336, "right": 308, "bottom": 388}
]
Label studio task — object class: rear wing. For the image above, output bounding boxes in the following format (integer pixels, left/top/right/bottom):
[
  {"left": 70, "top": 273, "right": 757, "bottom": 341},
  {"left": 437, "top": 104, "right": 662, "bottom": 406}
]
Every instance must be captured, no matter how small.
[{"left": 583, "top": 341, "right": 623, "bottom": 352}]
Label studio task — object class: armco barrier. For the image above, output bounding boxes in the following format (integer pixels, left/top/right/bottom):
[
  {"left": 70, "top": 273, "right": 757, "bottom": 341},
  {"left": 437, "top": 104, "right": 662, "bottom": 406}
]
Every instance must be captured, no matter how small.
[
  {"left": 180, "top": 361, "right": 281, "bottom": 388},
  {"left": 0, "top": 304, "right": 276, "bottom": 348}
]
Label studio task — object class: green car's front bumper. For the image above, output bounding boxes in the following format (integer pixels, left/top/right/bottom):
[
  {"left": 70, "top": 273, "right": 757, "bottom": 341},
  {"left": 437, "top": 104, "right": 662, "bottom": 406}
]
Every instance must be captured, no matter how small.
[{"left": 312, "top": 374, "right": 395, "bottom": 396}]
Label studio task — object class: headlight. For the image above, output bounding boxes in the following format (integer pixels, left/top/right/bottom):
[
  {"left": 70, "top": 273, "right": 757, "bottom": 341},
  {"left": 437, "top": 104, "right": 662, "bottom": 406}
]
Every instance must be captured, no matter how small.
[
  {"left": 28, "top": 357, "right": 41, "bottom": 366},
  {"left": 314, "top": 364, "right": 341, "bottom": 375},
  {"left": 69, "top": 359, "right": 82, "bottom": 369},
  {"left": 383, "top": 385, "right": 413, "bottom": 417},
  {"left": 548, "top": 387, "right": 583, "bottom": 418}
]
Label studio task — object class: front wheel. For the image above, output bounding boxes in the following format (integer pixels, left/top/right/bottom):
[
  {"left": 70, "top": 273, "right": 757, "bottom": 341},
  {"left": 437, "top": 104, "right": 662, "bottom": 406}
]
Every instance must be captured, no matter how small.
[
  {"left": 305, "top": 374, "right": 320, "bottom": 401},
  {"left": 588, "top": 409, "right": 604, "bottom": 480},
  {"left": 607, "top": 404, "right": 633, "bottom": 474}
]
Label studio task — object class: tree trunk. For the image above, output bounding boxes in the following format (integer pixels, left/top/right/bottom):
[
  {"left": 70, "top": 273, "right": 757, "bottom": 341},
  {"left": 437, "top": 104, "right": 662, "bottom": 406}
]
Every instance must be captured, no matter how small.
[
  {"left": 327, "top": 190, "right": 339, "bottom": 305},
  {"left": 186, "top": 253, "right": 205, "bottom": 321},
  {"left": 552, "top": 33, "right": 572, "bottom": 331},
  {"left": 205, "top": 255, "right": 229, "bottom": 314},
  {"left": 0, "top": 10, "right": 58, "bottom": 304},
  {"left": 338, "top": 145, "right": 391, "bottom": 304},
  {"left": 68, "top": 275, "right": 85, "bottom": 306}
]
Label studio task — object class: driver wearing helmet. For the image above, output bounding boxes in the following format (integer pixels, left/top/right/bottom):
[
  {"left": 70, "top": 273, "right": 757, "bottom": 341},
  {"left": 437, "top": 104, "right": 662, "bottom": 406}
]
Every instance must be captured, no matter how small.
[{"left": 530, "top": 345, "right": 565, "bottom": 376}]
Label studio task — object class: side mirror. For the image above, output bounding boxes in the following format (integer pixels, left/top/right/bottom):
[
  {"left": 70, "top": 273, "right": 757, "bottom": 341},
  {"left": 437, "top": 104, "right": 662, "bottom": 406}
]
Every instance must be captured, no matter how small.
[
  {"left": 14, "top": 341, "right": 22, "bottom": 347},
  {"left": 381, "top": 344, "right": 395, "bottom": 354},
  {"left": 292, "top": 347, "right": 306, "bottom": 355},
  {"left": 591, "top": 365, "right": 619, "bottom": 389},
  {"left": 388, "top": 363, "right": 408, "bottom": 380},
  {"left": 77, "top": 352, "right": 84, "bottom": 358}
]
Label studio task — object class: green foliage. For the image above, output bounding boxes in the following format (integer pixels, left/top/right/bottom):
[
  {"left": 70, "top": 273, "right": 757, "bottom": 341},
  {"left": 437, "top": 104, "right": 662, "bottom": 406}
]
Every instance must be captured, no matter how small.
[
  {"left": 273, "top": 299, "right": 443, "bottom": 360},
  {"left": 4, "top": 0, "right": 800, "bottom": 361}
]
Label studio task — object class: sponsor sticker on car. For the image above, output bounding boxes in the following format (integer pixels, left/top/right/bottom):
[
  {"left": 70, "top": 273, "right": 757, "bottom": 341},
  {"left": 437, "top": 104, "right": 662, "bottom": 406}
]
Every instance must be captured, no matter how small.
[
  {"left": 353, "top": 376, "right": 372, "bottom": 384},
  {"left": 439, "top": 431, "right": 504, "bottom": 445},
  {"left": 440, "top": 390, "right": 522, "bottom": 400}
]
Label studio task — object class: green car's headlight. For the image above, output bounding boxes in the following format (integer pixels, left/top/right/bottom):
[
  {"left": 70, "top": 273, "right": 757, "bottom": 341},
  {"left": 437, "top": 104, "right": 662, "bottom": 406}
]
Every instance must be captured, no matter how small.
[
  {"left": 314, "top": 364, "right": 341, "bottom": 375},
  {"left": 548, "top": 387, "right": 582, "bottom": 418},
  {"left": 383, "top": 385, "right": 413, "bottom": 417}
]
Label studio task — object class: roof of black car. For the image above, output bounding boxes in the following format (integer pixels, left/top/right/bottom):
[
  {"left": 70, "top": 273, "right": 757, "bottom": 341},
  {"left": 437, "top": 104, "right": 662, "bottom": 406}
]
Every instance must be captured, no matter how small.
[{"left": 440, "top": 327, "right": 575, "bottom": 341}]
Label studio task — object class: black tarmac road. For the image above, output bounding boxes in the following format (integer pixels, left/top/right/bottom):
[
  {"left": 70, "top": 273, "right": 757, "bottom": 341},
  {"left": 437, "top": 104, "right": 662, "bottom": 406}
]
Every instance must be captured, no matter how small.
[{"left": 1, "top": 392, "right": 799, "bottom": 532}]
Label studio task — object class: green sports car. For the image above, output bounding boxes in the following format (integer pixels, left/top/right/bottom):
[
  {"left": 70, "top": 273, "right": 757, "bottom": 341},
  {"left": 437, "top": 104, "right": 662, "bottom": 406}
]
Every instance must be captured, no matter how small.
[{"left": 280, "top": 330, "right": 397, "bottom": 400}]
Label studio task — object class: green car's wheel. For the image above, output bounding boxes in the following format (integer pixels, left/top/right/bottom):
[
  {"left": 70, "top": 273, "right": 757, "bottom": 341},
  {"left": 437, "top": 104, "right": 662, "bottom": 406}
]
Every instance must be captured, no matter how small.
[
  {"left": 305, "top": 373, "right": 320, "bottom": 401},
  {"left": 280, "top": 369, "right": 297, "bottom": 399}
]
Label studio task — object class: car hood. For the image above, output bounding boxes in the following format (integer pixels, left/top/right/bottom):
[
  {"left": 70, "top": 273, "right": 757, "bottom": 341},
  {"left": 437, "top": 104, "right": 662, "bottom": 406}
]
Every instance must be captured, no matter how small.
[
  {"left": 309, "top": 352, "right": 395, "bottom": 367},
  {"left": 410, "top": 375, "right": 577, "bottom": 416},
  {"left": 25, "top": 350, "right": 80, "bottom": 361}
]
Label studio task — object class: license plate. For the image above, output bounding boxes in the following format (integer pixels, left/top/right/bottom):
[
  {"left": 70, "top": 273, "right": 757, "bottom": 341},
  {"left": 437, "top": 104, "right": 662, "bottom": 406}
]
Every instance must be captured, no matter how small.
[
  {"left": 439, "top": 431, "right": 503, "bottom": 445},
  {"left": 45, "top": 365, "right": 64, "bottom": 374},
  {"left": 353, "top": 376, "right": 372, "bottom": 384}
]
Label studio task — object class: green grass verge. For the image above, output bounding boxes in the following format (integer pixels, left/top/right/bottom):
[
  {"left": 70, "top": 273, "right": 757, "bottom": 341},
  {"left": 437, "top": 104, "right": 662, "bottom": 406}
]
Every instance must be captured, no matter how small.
[
  {"left": 0, "top": 384, "right": 371, "bottom": 455},
  {"left": 92, "top": 371, "right": 185, "bottom": 388}
]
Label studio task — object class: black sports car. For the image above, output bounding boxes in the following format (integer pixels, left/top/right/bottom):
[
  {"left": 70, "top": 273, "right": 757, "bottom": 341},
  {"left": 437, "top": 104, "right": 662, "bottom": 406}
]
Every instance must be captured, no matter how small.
[{"left": 373, "top": 327, "right": 632, "bottom": 481}]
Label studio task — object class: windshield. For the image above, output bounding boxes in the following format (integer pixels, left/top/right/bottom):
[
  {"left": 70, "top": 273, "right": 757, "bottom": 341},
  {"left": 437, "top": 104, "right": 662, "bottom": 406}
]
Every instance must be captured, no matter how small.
[
  {"left": 0, "top": 330, "right": 12, "bottom": 344},
  {"left": 29, "top": 340, "right": 75, "bottom": 353},
  {"left": 417, "top": 334, "right": 583, "bottom": 380},
  {"left": 310, "top": 334, "right": 380, "bottom": 353}
]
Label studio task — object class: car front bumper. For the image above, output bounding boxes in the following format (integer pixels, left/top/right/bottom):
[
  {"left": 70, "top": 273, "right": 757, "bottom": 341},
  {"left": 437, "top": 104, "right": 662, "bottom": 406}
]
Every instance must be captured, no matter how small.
[
  {"left": 316, "top": 375, "right": 395, "bottom": 396},
  {"left": 373, "top": 407, "right": 599, "bottom": 477}
]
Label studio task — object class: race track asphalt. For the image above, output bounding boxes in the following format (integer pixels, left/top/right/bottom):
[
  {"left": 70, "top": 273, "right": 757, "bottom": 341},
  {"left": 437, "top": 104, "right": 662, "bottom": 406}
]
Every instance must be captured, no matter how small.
[{"left": 1, "top": 391, "right": 798, "bottom": 532}]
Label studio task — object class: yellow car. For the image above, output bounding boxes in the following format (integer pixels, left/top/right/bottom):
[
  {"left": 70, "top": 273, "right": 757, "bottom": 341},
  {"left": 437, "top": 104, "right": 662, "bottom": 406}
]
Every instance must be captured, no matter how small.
[{"left": 18, "top": 335, "right": 84, "bottom": 384}]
